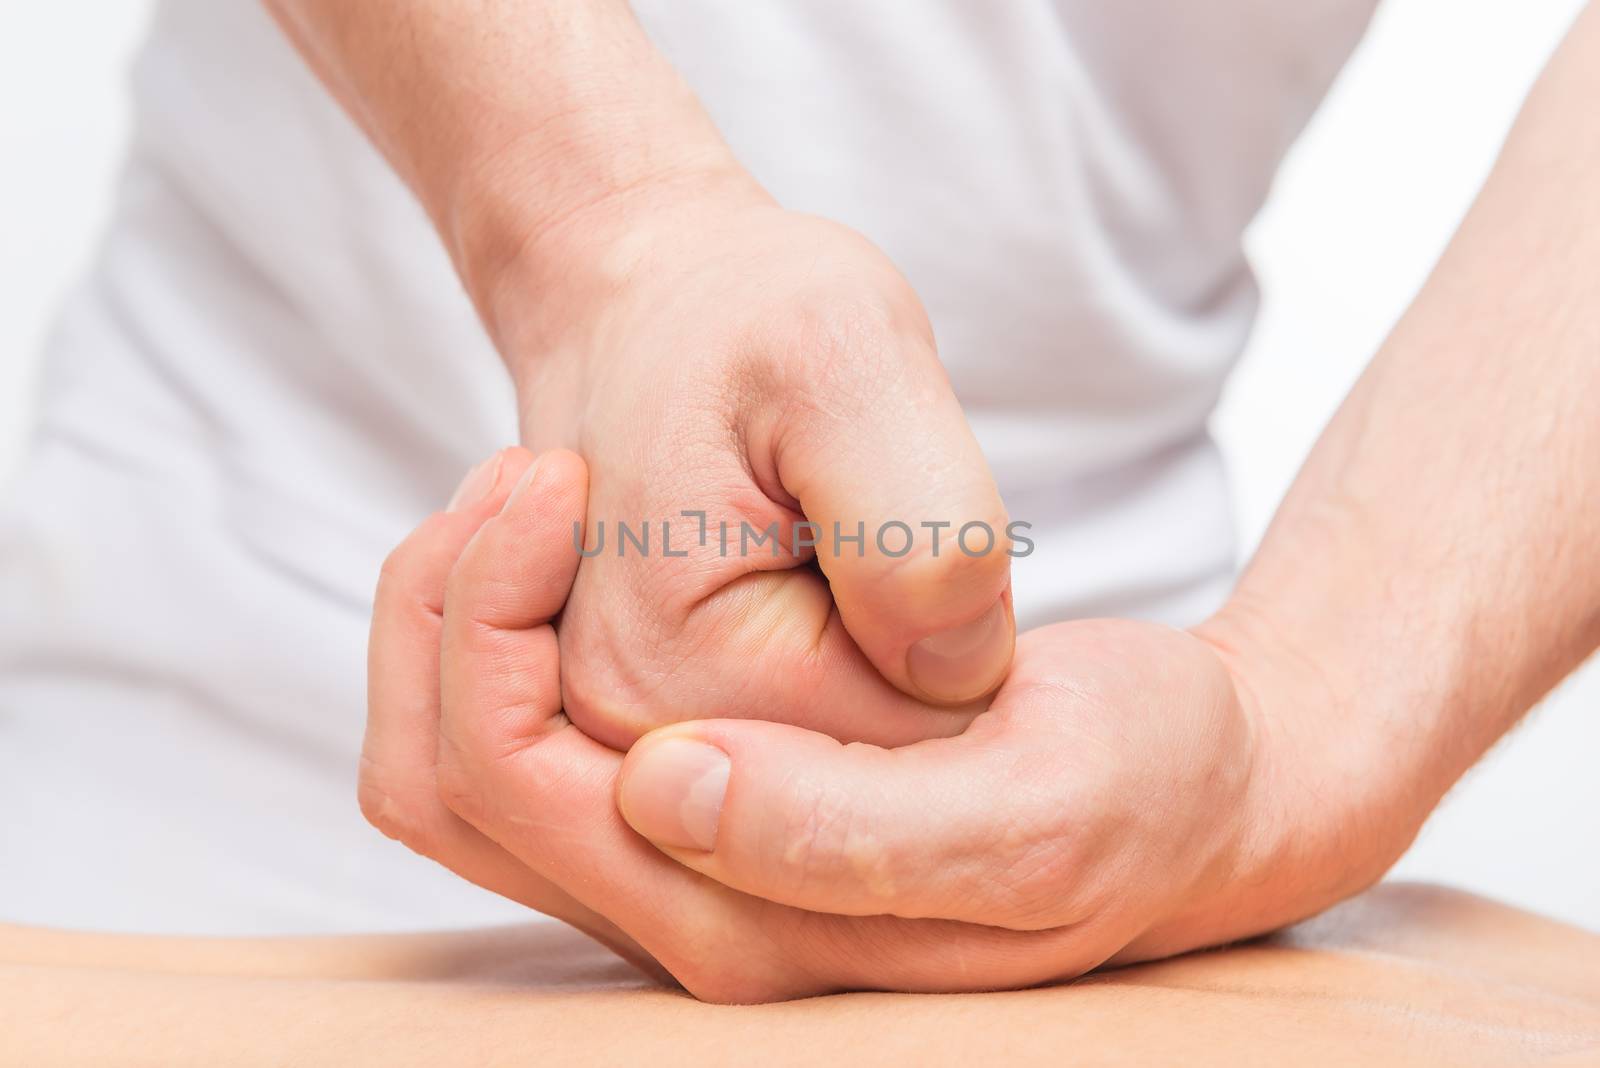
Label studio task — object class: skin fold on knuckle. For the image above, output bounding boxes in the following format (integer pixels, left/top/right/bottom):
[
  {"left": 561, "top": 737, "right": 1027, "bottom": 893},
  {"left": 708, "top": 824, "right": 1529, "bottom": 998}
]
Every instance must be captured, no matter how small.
[
  {"left": 858, "top": 529, "right": 1012, "bottom": 627},
  {"left": 672, "top": 941, "right": 821, "bottom": 1005},
  {"left": 374, "top": 546, "right": 412, "bottom": 602},
  {"left": 921, "top": 805, "right": 1085, "bottom": 931},
  {"left": 431, "top": 727, "right": 509, "bottom": 832},
  {"left": 646, "top": 899, "right": 823, "bottom": 1004},
  {"left": 761, "top": 284, "right": 933, "bottom": 458},
  {"left": 356, "top": 759, "right": 442, "bottom": 858},
  {"left": 376, "top": 510, "right": 466, "bottom": 600},
  {"left": 434, "top": 680, "right": 574, "bottom": 835},
  {"left": 984, "top": 817, "right": 1099, "bottom": 931},
  {"left": 939, "top": 737, "right": 1104, "bottom": 931},
  {"left": 557, "top": 611, "right": 688, "bottom": 750},
  {"left": 678, "top": 969, "right": 796, "bottom": 1005},
  {"left": 765, "top": 756, "right": 905, "bottom": 909}
]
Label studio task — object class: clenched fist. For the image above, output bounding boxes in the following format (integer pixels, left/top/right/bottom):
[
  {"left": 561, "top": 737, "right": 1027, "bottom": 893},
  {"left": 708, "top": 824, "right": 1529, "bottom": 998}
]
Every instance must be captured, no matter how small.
[{"left": 491, "top": 188, "right": 1018, "bottom": 749}]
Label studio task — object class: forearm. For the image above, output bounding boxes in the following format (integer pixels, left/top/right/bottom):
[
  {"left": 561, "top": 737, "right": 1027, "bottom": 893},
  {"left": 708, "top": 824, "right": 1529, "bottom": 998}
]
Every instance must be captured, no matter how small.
[
  {"left": 1202, "top": 3, "right": 1600, "bottom": 892},
  {"left": 263, "top": 0, "right": 763, "bottom": 350}
]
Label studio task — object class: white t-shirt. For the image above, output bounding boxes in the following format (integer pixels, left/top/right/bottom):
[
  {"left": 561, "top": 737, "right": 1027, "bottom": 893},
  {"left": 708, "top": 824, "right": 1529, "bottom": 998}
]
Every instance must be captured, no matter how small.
[{"left": 0, "top": 0, "right": 1378, "bottom": 933}]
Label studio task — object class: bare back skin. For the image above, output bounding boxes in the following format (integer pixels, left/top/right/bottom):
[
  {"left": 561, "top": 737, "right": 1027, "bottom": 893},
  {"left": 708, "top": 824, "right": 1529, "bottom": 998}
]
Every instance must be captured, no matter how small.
[{"left": 6, "top": 883, "right": 1597, "bottom": 1066}]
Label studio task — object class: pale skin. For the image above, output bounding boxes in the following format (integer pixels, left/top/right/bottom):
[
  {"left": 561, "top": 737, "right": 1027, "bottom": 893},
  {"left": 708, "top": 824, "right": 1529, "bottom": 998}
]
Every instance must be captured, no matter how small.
[
  {"left": 7, "top": 886, "right": 1599, "bottom": 1065},
  {"left": 258, "top": 0, "right": 1600, "bottom": 1000},
  {"left": 266, "top": 0, "right": 1018, "bottom": 750}
]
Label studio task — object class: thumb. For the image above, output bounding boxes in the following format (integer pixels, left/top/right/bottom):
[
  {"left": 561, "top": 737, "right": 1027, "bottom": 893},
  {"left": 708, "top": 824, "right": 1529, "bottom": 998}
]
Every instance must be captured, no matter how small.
[
  {"left": 771, "top": 339, "right": 1016, "bottom": 705},
  {"left": 615, "top": 718, "right": 1027, "bottom": 925}
]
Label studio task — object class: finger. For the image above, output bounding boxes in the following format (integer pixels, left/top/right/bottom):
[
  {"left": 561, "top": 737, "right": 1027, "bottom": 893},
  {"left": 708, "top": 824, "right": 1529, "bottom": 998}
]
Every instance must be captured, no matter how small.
[
  {"left": 615, "top": 712, "right": 1072, "bottom": 930},
  {"left": 768, "top": 321, "right": 1016, "bottom": 706},
  {"left": 436, "top": 448, "right": 589, "bottom": 779},
  {"left": 364, "top": 447, "right": 641, "bottom": 960},
  {"left": 365, "top": 446, "right": 537, "bottom": 865},
  {"left": 424, "top": 449, "right": 769, "bottom": 989}
]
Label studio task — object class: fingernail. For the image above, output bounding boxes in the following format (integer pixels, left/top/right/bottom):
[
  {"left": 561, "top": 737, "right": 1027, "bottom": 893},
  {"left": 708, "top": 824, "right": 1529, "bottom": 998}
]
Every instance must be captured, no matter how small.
[
  {"left": 619, "top": 738, "right": 730, "bottom": 852},
  {"left": 447, "top": 452, "right": 504, "bottom": 512},
  {"left": 906, "top": 598, "right": 1012, "bottom": 704}
]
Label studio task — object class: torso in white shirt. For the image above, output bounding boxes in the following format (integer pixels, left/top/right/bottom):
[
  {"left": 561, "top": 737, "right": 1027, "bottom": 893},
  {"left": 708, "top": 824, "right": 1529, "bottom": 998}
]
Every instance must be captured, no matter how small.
[{"left": 0, "top": 0, "right": 1377, "bottom": 932}]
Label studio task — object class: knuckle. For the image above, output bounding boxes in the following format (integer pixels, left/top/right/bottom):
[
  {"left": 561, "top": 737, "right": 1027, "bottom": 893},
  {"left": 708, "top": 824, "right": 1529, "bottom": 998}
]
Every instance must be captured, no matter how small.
[
  {"left": 440, "top": 621, "right": 566, "bottom": 752},
  {"left": 743, "top": 277, "right": 929, "bottom": 411},
  {"left": 667, "top": 928, "right": 827, "bottom": 1004},
  {"left": 375, "top": 546, "right": 407, "bottom": 590},
  {"left": 851, "top": 525, "right": 1012, "bottom": 628},
  {"left": 775, "top": 771, "right": 853, "bottom": 886},
  {"left": 557, "top": 637, "right": 661, "bottom": 750},
  {"left": 356, "top": 760, "right": 439, "bottom": 857},
  {"left": 557, "top": 602, "right": 717, "bottom": 748},
  {"left": 799, "top": 289, "right": 898, "bottom": 355},
  {"left": 375, "top": 545, "right": 418, "bottom": 605},
  {"left": 675, "top": 965, "right": 784, "bottom": 1005},
  {"left": 990, "top": 825, "right": 1090, "bottom": 929},
  {"left": 355, "top": 769, "right": 401, "bottom": 838},
  {"left": 377, "top": 513, "right": 453, "bottom": 595},
  {"left": 432, "top": 691, "right": 562, "bottom": 831},
  {"left": 773, "top": 763, "right": 897, "bottom": 902},
  {"left": 978, "top": 773, "right": 1102, "bottom": 930},
  {"left": 438, "top": 549, "right": 478, "bottom": 617},
  {"left": 884, "top": 523, "right": 1011, "bottom": 593},
  {"left": 790, "top": 296, "right": 919, "bottom": 408}
]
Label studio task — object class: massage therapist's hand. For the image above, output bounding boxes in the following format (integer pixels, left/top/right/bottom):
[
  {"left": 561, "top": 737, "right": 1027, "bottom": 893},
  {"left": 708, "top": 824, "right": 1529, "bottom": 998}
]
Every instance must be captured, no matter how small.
[
  {"left": 602, "top": 623, "right": 1410, "bottom": 998},
  {"left": 269, "top": 0, "right": 1013, "bottom": 752},
  {"left": 366, "top": 447, "right": 1408, "bottom": 1002},
  {"left": 496, "top": 182, "right": 1015, "bottom": 750},
  {"left": 361, "top": 446, "right": 668, "bottom": 982}
]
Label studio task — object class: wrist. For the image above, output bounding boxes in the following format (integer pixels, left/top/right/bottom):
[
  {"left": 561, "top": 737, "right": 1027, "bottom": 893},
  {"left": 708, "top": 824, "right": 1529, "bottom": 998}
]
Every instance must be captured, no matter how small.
[
  {"left": 1189, "top": 604, "right": 1430, "bottom": 928},
  {"left": 468, "top": 160, "right": 771, "bottom": 374},
  {"left": 348, "top": 0, "right": 776, "bottom": 371},
  {"left": 418, "top": 13, "right": 771, "bottom": 370}
]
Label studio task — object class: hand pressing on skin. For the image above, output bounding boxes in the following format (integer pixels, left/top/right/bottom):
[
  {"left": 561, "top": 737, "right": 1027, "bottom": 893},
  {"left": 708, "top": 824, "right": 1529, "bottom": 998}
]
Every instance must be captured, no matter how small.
[
  {"left": 361, "top": 446, "right": 660, "bottom": 981},
  {"left": 363, "top": 446, "right": 1412, "bottom": 1002}
]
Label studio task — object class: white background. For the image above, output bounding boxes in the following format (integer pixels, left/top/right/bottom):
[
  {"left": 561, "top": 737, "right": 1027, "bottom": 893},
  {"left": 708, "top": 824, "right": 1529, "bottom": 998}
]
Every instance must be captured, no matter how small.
[{"left": 2, "top": 2, "right": 1595, "bottom": 931}]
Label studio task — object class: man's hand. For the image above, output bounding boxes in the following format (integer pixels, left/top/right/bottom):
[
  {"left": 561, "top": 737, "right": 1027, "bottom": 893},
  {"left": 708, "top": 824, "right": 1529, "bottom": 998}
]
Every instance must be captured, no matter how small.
[
  {"left": 361, "top": 446, "right": 665, "bottom": 984},
  {"left": 363, "top": 447, "right": 1393, "bottom": 1002},
  {"left": 501, "top": 192, "right": 1015, "bottom": 749},
  {"left": 268, "top": 0, "right": 1016, "bottom": 752}
]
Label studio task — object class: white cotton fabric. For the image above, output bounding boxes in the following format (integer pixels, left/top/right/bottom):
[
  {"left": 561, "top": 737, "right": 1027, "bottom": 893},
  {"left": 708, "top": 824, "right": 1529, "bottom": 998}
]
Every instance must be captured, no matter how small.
[{"left": 0, "top": 0, "right": 1378, "bottom": 933}]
